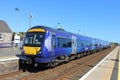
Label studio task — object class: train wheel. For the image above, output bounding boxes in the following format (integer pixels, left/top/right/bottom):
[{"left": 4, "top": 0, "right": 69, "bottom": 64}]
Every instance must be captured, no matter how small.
[
  {"left": 64, "top": 56, "right": 70, "bottom": 63},
  {"left": 90, "top": 51, "right": 92, "bottom": 55},
  {"left": 88, "top": 51, "right": 90, "bottom": 55},
  {"left": 80, "top": 53, "right": 84, "bottom": 57},
  {"left": 49, "top": 61, "right": 56, "bottom": 68},
  {"left": 76, "top": 54, "right": 81, "bottom": 59},
  {"left": 83, "top": 52, "right": 87, "bottom": 56}
]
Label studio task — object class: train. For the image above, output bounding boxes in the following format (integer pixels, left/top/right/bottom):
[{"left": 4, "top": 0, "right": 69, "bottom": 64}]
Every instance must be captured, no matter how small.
[{"left": 19, "top": 25, "right": 111, "bottom": 68}]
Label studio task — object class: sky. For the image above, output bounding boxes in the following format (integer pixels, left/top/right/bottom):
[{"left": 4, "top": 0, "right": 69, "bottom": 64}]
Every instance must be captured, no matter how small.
[{"left": 0, "top": 0, "right": 120, "bottom": 43}]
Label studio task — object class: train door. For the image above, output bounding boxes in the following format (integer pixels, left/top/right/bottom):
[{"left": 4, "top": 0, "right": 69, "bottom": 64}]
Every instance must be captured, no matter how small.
[
  {"left": 72, "top": 36, "right": 77, "bottom": 54},
  {"left": 92, "top": 39, "right": 95, "bottom": 50}
]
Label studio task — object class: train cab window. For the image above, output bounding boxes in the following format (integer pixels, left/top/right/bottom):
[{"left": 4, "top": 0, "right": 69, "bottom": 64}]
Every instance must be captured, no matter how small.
[{"left": 24, "top": 32, "right": 44, "bottom": 47}]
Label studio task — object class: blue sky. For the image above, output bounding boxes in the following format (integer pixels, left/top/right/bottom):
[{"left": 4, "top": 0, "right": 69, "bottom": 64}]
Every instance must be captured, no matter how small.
[{"left": 0, "top": 0, "right": 120, "bottom": 43}]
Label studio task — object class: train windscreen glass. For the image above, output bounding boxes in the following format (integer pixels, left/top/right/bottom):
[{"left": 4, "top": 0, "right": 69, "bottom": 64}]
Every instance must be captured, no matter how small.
[{"left": 24, "top": 32, "right": 44, "bottom": 47}]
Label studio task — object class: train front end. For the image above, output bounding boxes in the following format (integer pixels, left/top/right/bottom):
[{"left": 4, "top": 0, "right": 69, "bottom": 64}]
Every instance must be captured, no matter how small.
[{"left": 20, "top": 27, "right": 50, "bottom": 67}]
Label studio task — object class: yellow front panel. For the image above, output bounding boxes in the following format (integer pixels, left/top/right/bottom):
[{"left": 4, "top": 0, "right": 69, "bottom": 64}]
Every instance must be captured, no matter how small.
[
  {"left": 23, "top": 46, "right": 41, "bottom": 55},
  {"left": 28, "top": 28, "right": 45, "bottom": 32}
]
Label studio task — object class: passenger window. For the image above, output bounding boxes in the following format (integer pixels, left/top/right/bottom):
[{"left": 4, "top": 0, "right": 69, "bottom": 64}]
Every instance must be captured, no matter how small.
[
  {"left": 58, "top": 37, "right": 71, "bottom": 48},
  {"left": 52, "top": 35, "right": 56, "bottom": 48}
]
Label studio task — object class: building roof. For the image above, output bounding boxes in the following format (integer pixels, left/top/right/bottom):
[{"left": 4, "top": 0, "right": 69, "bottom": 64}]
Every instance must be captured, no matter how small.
[{"left": 0, "top": 20, "right": 12, "bottom": 33}]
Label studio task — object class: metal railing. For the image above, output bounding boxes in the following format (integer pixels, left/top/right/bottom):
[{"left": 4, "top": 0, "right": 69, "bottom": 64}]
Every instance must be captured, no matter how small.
[{"left": 0, "top": 42, "right": 22, "bottom": 51}]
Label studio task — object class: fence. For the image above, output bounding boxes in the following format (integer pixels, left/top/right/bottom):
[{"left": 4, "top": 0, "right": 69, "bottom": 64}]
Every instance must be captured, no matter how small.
[
  {"left": 0, "top": 42, "right": 22, "bottom": 49},
  {"left": 0, "top": 43, "right": 12, "bottom": 48}
]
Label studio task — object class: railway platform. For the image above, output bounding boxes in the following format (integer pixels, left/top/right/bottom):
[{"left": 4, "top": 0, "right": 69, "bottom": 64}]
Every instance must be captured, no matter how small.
[
  {"left": 0, "top": 47, "right": 20, "bottom": 61},
  {"left": 0, "top": 47, "right": 20, "bottom": 74},
  {"left": 80, "top": 46, "right": 120, "bottom": 80}
]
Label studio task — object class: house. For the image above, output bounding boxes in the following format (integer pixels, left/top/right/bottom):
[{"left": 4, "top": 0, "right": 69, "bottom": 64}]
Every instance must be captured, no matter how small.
[{"left": 0, "top": 20, "right": 12, "bottom": 45}]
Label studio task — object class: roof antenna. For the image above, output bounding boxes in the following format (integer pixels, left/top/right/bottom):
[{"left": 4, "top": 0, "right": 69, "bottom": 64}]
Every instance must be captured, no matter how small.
[{"left": 56, "top": 22, "right": 65, "bottom": 31}]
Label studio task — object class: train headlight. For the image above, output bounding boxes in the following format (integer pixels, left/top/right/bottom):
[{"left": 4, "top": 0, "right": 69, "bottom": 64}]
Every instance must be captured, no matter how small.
[
  {"left": 37, "top": 51, "right": 41, "bottom": 54},
  {"left": 39, "top": 51, "right": 41, "bottom": 54}
]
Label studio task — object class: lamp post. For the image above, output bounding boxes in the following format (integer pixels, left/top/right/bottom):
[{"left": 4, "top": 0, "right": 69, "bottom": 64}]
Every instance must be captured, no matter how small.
[
  {"left": 29, "top": 12, "right": 33, "bottom": 28},
  {"left": 15, "top": 8, "right": 20, "bottom": 33}
]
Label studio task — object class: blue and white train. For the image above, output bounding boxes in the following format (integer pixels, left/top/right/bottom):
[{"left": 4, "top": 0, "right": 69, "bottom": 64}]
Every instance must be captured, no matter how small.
[{"left": 20, "top": 25, "right": 111, "bottom": 68}]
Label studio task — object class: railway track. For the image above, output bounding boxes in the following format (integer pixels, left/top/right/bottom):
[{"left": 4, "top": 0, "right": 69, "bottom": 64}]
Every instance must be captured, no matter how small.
[
  {"left": 55, "top": 48, "right": 113, "bottom": 80},
  {"left": 0, "top": 47, "right": 115, "bottom": 80},
  {"left": 20, "top": 47, "right": 115, "bottom": 80},
  {"left": 0, "top": 70, "right": 31, "bottom": 80},
  {"left": 0, "top": 71, "right": 22, "bottom": 79}
]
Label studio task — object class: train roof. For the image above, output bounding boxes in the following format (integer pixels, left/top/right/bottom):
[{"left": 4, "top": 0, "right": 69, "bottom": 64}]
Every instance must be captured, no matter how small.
[
  {"left": 30, "top": 25, "right": 54, "bottom": 30},
  {"left": 29, "top": 25, "right": 75, "bottom": 35},
  {"left": 29, "top": 25, "right": 110, "bottom": 43},
  {"left": 29, "top": 26, "right": 97, "bottom": 39}
]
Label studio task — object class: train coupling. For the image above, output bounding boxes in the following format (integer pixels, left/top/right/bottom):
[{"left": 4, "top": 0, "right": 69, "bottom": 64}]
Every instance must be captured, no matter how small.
[{"left": 26, "top": 58, "right": 33, "bottom": 64}]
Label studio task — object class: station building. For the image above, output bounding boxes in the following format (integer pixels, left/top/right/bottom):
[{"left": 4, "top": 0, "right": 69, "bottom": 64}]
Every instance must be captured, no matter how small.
[{"left": 0, "top": 20, "right": 12, "bottom": 44}]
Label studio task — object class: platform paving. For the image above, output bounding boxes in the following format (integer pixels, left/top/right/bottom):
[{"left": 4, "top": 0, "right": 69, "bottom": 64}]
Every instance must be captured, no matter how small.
[
  {"left": 80, "top": 46, "right": 120, "bottom": 80},
  {"left": 0, "top": 47, "right": 21, "bottom": 58}
]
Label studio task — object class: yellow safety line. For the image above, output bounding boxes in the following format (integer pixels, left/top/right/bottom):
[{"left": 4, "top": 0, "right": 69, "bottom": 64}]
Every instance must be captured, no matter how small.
[{"left": 118, "top": 47, "right": 120, "bottom": 80}]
